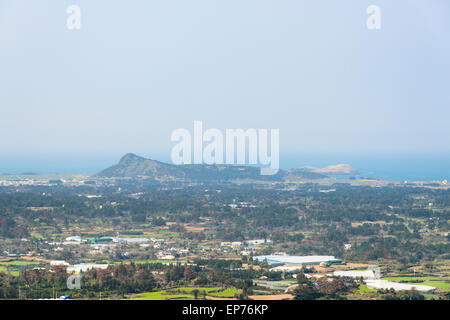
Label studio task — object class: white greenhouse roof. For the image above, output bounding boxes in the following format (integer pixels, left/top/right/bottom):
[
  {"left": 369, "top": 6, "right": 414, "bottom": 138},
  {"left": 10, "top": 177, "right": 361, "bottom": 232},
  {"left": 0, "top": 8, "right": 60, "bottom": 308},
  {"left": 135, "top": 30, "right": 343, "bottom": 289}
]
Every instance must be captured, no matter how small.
[
  {"left": 253, "top": 255, "right": 341, "bottom": 265},
  {"left": 365, "top": 280, "right": 436, "bottom": 293}
]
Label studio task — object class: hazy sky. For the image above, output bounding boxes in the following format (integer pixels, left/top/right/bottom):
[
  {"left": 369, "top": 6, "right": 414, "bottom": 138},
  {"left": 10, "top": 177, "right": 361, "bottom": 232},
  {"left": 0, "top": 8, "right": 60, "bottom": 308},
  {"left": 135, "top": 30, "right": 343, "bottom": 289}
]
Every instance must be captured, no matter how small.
[{"left": 1, "top": 0, "right": 450, "bottom": 171}]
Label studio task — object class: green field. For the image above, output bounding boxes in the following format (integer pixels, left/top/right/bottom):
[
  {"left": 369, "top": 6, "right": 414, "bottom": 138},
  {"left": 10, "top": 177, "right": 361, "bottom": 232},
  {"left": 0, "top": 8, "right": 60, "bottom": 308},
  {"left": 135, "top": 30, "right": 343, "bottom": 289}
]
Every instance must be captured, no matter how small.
[
  {"left": 0, "top": 259, "right": 43, "bottom": 277},
  {"left": 126, "top": 287, "right": 237, "bottom": 300},
  {"left": 157, "top": 230, "right": 180, "bottom": 238},
  {"left": 119, "top": 234, "right": 157, "bottom": 238},
  {"left": 173, "top": 286, "right": 222, "bottom": 293},
  {"left": 0, "top": 260, "right": 40, "bottom": 266},
  {"left": 0, "top": 265, "right": 20, "bottom": 276},
  {"left": 358, "top": 285, "right": 377, "bottom": 293},
  {"left": 30, "top": 233, "right": 45, "bottom": 239},
  {"left": 271, "top": 280, "right": 297, "bottom": 284},
  {"left": 423, "top": 293, "right": 441, "bottom": 300},
  {"left": 51, "top": 233, "right": 70, "bottom": 237},
  {"left": 382, "top": 276, "right": 434, "bottom": 282},
  {"left": 128, "top": 291, "right": 196, "bottom": 300},
  {"left": 208, "top": 288, "right": 239, "bottom": 297}
]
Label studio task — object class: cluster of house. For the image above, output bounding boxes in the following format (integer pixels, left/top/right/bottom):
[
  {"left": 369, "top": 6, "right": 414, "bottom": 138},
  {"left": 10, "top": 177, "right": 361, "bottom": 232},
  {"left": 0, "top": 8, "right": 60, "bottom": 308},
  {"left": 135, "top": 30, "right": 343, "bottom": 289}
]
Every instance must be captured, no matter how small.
[
  {"left": 219, "top": 239, "right": 272, "bottom": 255},
  {"left": 156, "top": 247, "right": 190, "bottom": 260},
  {"left": 0, "top": 178, "right": 44, "bottom": 186},
  {"left": 0, "top": 177, "right": 93, "bottom": 187},
  {"left": 15, "top": 233, "right": 195, "bottom": 266},
  {"left": 50, "top": 260, "right": 109, "bottom": 273},
  {"left": 34, "top": 235, "right": 169, "bottom": 257},
  {"left": 226, "top": 201, "right": 258, "bottom": 209}
]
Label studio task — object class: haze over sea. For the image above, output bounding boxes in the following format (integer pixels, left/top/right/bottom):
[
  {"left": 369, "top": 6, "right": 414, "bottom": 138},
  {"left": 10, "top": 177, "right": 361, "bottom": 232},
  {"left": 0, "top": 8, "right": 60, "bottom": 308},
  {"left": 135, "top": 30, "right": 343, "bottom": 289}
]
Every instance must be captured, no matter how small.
[{"left": 0, "top": 152, "right": 448, "bottom": 182}]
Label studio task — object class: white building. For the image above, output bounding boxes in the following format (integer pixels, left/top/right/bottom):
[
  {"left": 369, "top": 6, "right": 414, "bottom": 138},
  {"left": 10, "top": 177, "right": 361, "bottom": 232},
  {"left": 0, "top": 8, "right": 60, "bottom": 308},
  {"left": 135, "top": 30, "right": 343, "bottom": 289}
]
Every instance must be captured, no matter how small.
[
  {"left": 50, "top": 260, "right": 70, "bottom": 267},
  {"left": 65, "top": 236, "right": 81, "bottom": 242},
  {"left": 157, "top": 251, "right": 175, "bottom": 260},
  {"left": 158, "top": 254, "right": 175, "bottom": 260},
  {"left": 114, "top": 237, "right": 150, "bottom": 244},
  {"left": 66, "top": 264, "right": 109, "bottom": 273},
  {"left": 231, "top": 242, "right": 243, "bottom": 249},
  {"left": 332, "top": 270, "right": 377, "bottom": 280},
  {"left": 270, "top": 266, "right": 303, "bottom": 272}
]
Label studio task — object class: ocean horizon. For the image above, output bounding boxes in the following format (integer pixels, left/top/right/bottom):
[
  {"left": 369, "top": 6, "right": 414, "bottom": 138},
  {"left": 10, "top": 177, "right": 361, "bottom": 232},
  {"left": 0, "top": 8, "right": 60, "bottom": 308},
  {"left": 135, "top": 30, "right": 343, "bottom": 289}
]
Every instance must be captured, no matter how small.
[{"left": 0, "top": 151, "right": 448, "bottom": 182}]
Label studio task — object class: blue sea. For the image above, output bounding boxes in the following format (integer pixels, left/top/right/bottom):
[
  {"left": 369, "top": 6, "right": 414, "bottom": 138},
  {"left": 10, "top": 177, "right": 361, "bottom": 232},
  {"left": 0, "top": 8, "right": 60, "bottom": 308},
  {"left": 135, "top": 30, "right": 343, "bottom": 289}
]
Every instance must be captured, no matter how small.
[
  {"left": 281, "top": 153, "right": 450, "bottom": 182},
  {"left": 0, "top": 151, "right": 448, "bottom": 182}
]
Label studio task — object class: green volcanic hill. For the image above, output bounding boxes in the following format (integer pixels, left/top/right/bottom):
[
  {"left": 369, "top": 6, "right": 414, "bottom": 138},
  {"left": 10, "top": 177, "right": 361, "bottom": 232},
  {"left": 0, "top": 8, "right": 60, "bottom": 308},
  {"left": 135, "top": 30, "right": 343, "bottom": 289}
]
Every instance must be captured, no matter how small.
[
  {"left": 97, "top": 153, "right": 326, "bottom": 182},
  {"left": 97, "top": 153, "right": 184, "bottom": 179}
]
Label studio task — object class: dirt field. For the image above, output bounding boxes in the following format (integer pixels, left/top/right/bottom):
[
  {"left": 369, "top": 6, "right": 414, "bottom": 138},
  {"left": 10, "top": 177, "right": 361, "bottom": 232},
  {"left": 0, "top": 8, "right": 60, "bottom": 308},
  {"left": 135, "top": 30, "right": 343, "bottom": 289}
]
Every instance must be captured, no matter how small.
[
  {"left": 20, "top": 256, "right": 51, "bottom": 263},
  {"left": 242, "top": 264, "right": 261, "bottom": 270},
  {"left": 328, "top": 263, "right": 370, "bottom": 270},
  {"left": 351, "top": 221, "right": 392, "bottom": 227},
  {"left": 185, "top": 226, "right": 206, "bottom": 232},
  {"left": 162, "top": 222, "right": 206, "bottom": 232}
]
